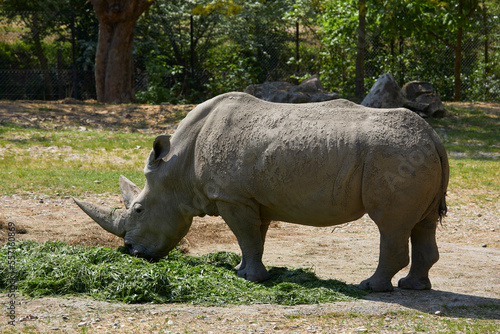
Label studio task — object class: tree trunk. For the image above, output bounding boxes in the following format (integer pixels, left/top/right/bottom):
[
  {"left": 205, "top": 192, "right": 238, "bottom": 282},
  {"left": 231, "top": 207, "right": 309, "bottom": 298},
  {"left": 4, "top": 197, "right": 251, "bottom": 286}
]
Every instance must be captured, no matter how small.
[
  {"left": 483, "top": 2, "right": 489, "bottom": 74},
  {"left": 453, "top": 0, "right": 479, "bottom": 101},
  {"left": 90, "top": 0, "right": 154, "bottom": 103},
  {"left": 31, "top": 14, "right": 54, "bottom": 99},
  {"left": 453, "top": 26, "right": 463, "bottom": 101},
  {"left": 355, "top": 0, "right": 366, "bottom": 101}
]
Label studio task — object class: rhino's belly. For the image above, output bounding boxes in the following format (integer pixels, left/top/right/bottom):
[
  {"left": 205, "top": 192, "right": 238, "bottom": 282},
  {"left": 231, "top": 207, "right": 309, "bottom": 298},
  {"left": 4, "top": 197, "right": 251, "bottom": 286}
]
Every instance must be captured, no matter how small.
[
  {"left": 259, "top": 203, "right": 365, "bottom": 227},
  {"left": 253, "top": 179, "right": 366, "bottom": 227}
]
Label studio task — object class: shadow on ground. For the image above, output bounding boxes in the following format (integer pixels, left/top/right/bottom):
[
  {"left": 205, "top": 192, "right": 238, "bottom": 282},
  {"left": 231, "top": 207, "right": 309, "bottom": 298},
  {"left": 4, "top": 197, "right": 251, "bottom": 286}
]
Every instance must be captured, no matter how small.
[{"left": 365, "top": 288, "right": 500, "bottom": 320}]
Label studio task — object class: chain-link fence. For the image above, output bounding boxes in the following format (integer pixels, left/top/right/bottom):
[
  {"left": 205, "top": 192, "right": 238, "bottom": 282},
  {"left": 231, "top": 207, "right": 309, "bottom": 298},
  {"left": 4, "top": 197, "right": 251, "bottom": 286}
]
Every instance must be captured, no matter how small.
[
  {"left": 0, "top": 12, "right": 81, "bottom": 100},
  {"left": 361, "top": 13, "right": 500, "bottom": 102},
  {"left": 0, "top": 8, "right": 499, "bottom": 102}
]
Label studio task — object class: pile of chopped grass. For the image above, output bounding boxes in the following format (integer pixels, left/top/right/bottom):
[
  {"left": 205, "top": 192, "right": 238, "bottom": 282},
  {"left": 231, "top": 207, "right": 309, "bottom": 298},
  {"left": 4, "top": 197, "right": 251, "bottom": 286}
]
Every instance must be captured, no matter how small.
[{"left": 0, "top": 241, "right": 364, "bottom": 305}]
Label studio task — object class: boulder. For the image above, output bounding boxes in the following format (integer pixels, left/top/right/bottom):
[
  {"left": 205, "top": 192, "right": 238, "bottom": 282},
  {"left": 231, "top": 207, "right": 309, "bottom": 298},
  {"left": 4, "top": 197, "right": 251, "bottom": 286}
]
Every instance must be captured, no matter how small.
[
  {"left": 361, "top": 73, "right": 405, "bottom": 109},
  {"left": 361, "top": 76, "right": 446, "bottom": 118},
  {"left": 245, "top": 75, "right": 338, "bottom": 103},
  {"left": 402, "top": 81, "right": 434, "bottom": 101},
  {"left": 402, "top": 81, "right": 446, "bottom": 118}
]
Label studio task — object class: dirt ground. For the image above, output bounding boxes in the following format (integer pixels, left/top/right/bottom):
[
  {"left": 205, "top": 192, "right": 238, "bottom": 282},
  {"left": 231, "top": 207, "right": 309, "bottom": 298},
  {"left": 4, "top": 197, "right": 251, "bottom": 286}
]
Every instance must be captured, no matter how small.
[{"left": 0, "top": 100, "right": 499, "bottom": 333}]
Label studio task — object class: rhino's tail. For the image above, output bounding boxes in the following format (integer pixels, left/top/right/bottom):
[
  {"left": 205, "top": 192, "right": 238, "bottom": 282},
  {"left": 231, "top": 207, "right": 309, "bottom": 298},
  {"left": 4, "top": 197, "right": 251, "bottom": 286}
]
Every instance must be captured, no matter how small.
[{"left": 436, "top": 137, "right": 449, "bottom": 224}]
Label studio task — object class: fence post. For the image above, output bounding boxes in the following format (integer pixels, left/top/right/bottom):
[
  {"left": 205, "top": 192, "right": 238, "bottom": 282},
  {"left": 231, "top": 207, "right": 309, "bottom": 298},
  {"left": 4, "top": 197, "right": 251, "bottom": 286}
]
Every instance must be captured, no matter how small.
[
  {"left": 190, "top": 15, "right": 194, "bottom": 82},
  {"left": 57, "top": 49, "right": 64, "bottom": 99},
  {"left": 70, "top": 11, "right": 78, "bottom": 99},
  {"left": 355, "top": 0, "right": 366, "bottom": 101},
  {"left": 295, "top": 21, "right": 299, "bottom": 75}
]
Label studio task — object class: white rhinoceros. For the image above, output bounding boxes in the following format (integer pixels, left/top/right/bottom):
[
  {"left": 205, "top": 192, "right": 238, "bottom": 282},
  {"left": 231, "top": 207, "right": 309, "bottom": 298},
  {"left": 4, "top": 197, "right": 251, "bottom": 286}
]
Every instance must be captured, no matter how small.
[{"left": 75, "top": 92, "right": 449, "bottom": 292}]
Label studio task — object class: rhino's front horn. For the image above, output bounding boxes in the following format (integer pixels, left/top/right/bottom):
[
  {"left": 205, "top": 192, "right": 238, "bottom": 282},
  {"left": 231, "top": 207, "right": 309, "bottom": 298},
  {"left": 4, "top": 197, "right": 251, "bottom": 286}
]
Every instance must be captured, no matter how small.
[{"left": 73, "top": 198, "right": 126, "bottom": 237}]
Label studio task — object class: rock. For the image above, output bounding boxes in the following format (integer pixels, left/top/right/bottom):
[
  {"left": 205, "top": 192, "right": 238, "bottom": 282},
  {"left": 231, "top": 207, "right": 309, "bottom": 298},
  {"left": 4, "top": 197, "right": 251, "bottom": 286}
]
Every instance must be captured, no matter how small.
[
  {"left": 402, "top": 81, "right": 434, "bottom": 101},
  {"left": 403, "top": 101, "right": 429, "bottom": 118},
  {"left": 362, "top": 76, "right": 446, "bottom": 118},
  {"left": 245, "top": 75, "right": 338, "bottom": 103},
  {"left": 402, "top": 81, "right": 446, "bottom": 118},
  {"left": 416, "top": 92, "right": 445, "bottom": 118},
  {"left": 361, "top": 73, "right": 405, "bottom": 109}
]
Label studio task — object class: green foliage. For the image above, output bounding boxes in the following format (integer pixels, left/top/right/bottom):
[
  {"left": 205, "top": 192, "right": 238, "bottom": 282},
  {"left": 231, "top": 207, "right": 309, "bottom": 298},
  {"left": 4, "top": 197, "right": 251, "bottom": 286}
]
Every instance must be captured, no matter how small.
[
  {"left": 134, "top": 0, "right": 297, "bottom": 103},
  {"left": 203, "top": 43, "right": 260, "bottom": 96},
  {"left": 2, "top": 0, "right": 499, "bottom": 102},
  {"left": 318, "top": 0, "right": 359, "bottom": 96},
  {"left": 316, "top": 0, "right": 500, "bottom": 101},
  {"left": 0, "top": 241, "right": 364, "bottom": 305},
  {"left": 136, "top": 54, "right": 187, "bottom": 104},
  {"left": 0, "top": 40, "right": 38, "bottom": 68}
]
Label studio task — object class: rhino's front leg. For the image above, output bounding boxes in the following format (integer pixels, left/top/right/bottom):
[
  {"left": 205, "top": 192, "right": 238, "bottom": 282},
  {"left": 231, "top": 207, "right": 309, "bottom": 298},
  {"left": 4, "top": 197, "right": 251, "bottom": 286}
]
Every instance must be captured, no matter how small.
[
  {"left": 217, "top": 202, "right": 270, "bottom": 282},
  {"left": 234, "top": 220, "right": 270, "bottom": 272}
]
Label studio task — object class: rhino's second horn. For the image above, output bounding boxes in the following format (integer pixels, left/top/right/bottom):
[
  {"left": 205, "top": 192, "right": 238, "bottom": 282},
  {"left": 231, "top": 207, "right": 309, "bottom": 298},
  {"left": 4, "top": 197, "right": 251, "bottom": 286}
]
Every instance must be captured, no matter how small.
[{"left": 73, "top": 198, "right": 126, "bottom": 237}]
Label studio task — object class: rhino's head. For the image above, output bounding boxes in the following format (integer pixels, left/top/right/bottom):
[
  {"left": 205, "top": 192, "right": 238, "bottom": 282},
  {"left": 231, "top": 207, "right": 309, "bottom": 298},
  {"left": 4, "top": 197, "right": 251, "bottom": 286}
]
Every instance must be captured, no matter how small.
[{"left": 74, "top": 135, "right": 193, "bottom": 261}]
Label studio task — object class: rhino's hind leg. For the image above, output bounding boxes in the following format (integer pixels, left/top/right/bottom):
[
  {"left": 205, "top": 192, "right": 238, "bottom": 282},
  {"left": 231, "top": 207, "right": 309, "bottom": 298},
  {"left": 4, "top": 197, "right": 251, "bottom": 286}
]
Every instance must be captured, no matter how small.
[
  {"left": 398, "top": 215, "right": 439, "bottom": 290},
  {"left": 359, "top": 222, "right": 412, "bottom": 292},
  {"left": 217, "top": 202, "right": 270, "bottom": 282}
]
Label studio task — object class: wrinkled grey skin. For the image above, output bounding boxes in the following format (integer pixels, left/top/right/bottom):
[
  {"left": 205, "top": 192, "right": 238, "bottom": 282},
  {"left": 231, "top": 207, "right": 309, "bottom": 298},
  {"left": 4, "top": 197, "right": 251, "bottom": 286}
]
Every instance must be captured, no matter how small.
[{"left": 75, "top": 92, "right": 449, "bottom": 292}]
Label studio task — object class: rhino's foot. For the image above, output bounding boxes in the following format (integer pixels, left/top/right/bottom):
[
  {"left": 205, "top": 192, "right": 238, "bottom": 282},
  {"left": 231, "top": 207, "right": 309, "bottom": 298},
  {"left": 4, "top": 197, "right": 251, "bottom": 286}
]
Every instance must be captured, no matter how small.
[
  {"left": 398, "top": 276, "right": 431, "bottom": 290},
  {"left": 237, "top": 263, "right": 269, "bottom": 283},
  {"left": 359, "top": 277, "right": 394, "bottom": 292}
]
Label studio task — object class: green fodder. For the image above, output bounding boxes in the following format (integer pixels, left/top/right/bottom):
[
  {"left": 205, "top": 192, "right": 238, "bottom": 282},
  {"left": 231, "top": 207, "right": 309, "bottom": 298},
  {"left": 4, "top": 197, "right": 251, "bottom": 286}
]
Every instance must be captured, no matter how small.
[{"left": 0, "top": 241, "right": 364, "bottom": 305}]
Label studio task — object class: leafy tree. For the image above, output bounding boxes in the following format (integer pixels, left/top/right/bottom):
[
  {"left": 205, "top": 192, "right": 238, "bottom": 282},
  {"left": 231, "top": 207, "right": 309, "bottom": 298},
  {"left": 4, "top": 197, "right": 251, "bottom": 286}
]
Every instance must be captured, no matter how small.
[
  {"left": 355, "top": 0, "right": 366, "bottom": 100},
  {"left": 319, "top": 0, "right": 493, "bottom": 101},
  {"left": 0, "top": 0, "right": 98, "bottom": 99},
  {"left": 135, "top": 0, "right": 238, "bottom": 103},
  {"left": 319, "top": 1, "right": 359, "bottom": 96},
  {"left": 403, "top": 0, "right": 480, "bottom": 100},
  {"left": 0, "top": 0, "right": 81, "bottom": 97},
  {"left": 135, "top": 0, "right": 296, "bottom": 102}
]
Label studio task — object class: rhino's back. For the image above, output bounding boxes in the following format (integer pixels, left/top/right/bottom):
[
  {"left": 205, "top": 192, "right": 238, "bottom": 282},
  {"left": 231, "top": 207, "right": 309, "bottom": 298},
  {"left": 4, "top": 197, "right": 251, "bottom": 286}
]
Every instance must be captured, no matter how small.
[{"left": 183, "top": 93, "right": 442, "bottom": 226}]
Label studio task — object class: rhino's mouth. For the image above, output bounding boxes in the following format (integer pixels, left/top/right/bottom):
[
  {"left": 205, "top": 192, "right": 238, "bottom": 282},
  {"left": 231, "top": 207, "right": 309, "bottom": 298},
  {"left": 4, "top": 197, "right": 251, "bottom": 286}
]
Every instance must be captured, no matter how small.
[{"left": 125, "top": 243, "right": 160, "bottom": 263}]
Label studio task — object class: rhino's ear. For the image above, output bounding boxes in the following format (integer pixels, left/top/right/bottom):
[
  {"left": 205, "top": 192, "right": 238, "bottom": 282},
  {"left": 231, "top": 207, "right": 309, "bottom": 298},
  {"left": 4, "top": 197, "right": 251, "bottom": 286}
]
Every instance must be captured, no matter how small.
[
  {"left": 147, "top": 135, "right": 171, "bottom": 167},
  {"left": 119, "top": 175, "right": 141, "bottom": 209}
]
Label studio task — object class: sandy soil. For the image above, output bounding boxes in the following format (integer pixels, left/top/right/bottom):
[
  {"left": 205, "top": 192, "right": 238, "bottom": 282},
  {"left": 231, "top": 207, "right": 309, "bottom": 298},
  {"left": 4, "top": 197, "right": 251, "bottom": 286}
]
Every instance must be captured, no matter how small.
[{"left": 0, "top": 100, "right": 499, "bottom": 333}]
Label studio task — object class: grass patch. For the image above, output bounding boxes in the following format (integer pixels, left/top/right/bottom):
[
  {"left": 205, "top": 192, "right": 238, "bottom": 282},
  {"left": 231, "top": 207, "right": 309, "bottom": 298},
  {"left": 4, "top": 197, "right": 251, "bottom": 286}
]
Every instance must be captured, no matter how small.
[
  {"left": 448, "top": 158, "right": 499, "bottom": 206},
  {"left": 429, "top": 105, "right": 499, "bottom": 157},
  {"left": 0, "top": 126, "right": 154, "bottom": 151},
  {"left": 0, "top": 241, "right": 364, "bottom": 305},
  {"left": 0, "top": 126, "right": 152, "bottom": 195},
  {"left": 0, "top": 168, "right": 145, "bottom": 196},
  {"left": 426, "top": 105, "right": 500, "bottom": 206}
]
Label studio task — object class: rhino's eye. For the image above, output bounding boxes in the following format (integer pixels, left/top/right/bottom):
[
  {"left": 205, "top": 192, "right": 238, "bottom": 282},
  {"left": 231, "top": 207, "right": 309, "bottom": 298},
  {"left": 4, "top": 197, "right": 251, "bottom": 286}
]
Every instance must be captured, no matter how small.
[{"left": 133, "top": 204, "right": 144, "bottom": 215}]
